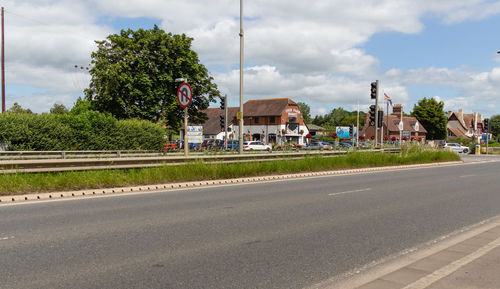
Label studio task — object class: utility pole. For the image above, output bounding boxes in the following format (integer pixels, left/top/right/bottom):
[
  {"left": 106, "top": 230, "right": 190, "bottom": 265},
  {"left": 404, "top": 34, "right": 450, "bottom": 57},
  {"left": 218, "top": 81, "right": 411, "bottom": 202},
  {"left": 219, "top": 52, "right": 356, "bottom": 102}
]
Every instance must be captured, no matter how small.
[
  {"left": 238, "top": 0, "right": 244, "bottom": 154},
  {"left": 356, "top": 98, "right": 359, "bottom": 148},
  {"left": 1, "top": 7, "right": 5, "bottom": 113},
  {"left": 223, "top": 94, "right": 228, "bottom": 150}
]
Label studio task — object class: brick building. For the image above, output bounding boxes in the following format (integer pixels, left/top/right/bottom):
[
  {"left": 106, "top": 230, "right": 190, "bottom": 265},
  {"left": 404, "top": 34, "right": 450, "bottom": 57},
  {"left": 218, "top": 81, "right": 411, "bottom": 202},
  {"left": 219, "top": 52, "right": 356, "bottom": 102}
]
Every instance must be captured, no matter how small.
[
  {"left": 362, "top": 104, "right": 427, "bottom": 142},
  {"left": 201, "top": 98, "right": 309, "bottom": 145}
]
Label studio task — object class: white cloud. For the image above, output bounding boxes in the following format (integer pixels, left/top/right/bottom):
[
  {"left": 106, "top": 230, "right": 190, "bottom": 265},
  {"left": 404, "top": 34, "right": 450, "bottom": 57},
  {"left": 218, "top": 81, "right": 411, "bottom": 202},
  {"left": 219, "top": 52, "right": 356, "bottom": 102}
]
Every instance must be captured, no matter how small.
[{"left": 4, "top": 0, "right": 500, "bottom": 116}]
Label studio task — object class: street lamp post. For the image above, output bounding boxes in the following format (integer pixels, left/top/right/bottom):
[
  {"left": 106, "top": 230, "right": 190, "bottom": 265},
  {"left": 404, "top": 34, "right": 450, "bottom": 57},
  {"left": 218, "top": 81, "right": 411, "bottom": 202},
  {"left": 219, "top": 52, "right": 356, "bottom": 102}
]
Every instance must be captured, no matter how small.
[{"left": 238, "top": 0, "right": 244, "bottom": 154}]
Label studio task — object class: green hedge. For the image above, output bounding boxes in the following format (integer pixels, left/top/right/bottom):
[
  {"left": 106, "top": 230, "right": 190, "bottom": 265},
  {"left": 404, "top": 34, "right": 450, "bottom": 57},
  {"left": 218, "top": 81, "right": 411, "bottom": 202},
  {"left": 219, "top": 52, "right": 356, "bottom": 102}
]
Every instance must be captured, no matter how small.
[{"left": 0, "top": 111, "right": 164, "bottom": 151}]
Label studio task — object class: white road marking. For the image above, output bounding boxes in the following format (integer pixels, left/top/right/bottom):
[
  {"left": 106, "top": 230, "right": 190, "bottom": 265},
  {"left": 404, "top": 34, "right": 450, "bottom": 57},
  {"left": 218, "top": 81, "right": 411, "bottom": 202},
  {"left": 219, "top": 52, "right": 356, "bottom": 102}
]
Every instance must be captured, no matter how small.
[
  {"left": 328, "top": 188, "right": 371, "bottom": 196},
  {"left": 459, "top": 174, "right": 476, "bottom": 178},
  {"left": 0, "top": 236, "right": 14, "bottom": 241},
  {"left": 402, "top": 236, "right": 500, "bottom": 289}
]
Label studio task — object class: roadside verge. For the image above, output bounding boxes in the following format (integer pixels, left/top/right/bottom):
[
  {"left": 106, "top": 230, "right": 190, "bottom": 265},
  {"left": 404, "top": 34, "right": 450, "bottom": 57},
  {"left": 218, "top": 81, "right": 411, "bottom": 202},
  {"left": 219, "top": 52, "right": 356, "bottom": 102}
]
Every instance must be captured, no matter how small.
[{"left": 0, "top": 160, "right": 462, "bottom": 204}]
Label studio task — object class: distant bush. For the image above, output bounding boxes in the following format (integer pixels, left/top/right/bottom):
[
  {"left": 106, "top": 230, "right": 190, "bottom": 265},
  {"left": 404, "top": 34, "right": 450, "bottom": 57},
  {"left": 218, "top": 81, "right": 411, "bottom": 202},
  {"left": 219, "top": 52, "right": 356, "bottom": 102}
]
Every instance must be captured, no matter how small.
[
  {"left": 453, "top": 137, "right": 471, "bottom": 147},
  {"left": 0, "top": 111, "right": 164, "bottom": 151}
]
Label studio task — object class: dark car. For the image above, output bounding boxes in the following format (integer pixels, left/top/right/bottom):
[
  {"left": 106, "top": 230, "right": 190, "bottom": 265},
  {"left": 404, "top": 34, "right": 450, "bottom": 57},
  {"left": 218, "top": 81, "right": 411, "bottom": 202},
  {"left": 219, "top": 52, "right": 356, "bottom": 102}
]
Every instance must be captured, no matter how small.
[
  {"left": 226, "top": 140, "right": 239, "bottom": 150},
  {"left": 339, "top": 142, "right": 352, "bottom": 148},
  {"left": 201, "top": 139, "right": 215, "bottom": 149}
]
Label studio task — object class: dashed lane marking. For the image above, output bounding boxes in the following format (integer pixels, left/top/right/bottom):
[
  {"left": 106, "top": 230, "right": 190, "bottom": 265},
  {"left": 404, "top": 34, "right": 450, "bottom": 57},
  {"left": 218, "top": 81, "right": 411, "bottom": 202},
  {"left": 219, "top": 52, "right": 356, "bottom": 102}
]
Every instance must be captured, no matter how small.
[{"left": 328, "top": 188, "right": 372, "bottom": 196}]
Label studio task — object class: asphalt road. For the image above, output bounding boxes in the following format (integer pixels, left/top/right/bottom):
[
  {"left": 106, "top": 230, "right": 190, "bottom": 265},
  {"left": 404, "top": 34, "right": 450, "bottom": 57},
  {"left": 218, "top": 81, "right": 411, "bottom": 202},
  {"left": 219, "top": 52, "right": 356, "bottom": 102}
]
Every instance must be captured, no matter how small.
[{"left": 1, "top": 159, "right": 500, "bottom": 289}]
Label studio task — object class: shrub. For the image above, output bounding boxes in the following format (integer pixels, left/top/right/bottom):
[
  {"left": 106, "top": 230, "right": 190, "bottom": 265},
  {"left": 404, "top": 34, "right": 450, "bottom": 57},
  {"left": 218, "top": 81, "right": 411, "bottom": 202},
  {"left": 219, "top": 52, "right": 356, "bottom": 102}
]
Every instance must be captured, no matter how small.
[{"left": 0, "top": 112, "right": 164, "bottom": 151}]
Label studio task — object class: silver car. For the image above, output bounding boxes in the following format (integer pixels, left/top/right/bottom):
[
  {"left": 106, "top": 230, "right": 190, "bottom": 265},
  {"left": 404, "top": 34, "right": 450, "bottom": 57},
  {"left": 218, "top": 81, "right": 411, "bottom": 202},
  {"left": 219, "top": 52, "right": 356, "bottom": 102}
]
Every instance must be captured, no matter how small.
[{"left": 443, "top": 143, "right": 469, "bottom": 153}]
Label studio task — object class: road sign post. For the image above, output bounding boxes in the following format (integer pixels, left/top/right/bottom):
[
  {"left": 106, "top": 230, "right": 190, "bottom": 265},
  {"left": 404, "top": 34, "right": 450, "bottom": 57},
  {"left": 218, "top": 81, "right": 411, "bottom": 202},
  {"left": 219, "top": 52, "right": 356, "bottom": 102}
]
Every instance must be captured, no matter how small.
[{"left": 177, "top": 82, "right": 193, "bottom": 156}]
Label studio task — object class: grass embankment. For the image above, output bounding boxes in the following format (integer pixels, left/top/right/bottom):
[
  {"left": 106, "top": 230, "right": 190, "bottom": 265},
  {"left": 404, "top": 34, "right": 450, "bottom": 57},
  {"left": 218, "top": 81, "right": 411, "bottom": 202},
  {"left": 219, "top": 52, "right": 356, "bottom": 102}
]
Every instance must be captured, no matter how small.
[{"left": 0, "top": 148, "right": 460, "bottom": 196}]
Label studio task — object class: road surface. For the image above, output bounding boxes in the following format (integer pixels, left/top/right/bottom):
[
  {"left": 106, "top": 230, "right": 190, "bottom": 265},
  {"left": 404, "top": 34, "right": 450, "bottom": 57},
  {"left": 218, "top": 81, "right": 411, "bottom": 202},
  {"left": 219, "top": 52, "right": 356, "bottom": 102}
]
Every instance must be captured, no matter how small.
[{"left": 1, "top": 158, "right": 500, "bottom": 288}]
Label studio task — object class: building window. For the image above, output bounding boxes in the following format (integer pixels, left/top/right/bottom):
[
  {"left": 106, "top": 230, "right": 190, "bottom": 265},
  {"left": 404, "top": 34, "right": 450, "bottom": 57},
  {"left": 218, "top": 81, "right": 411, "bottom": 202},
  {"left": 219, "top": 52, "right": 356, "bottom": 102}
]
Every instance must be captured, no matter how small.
[
  {"left": 270, "top": 116, "right": 275, "bottom": 124},
  {"left": 254, "top": 117, "right": 259, "bottom": 124},
  {"left": 268, "top": 133, "right": 276, "bottom": 144}
]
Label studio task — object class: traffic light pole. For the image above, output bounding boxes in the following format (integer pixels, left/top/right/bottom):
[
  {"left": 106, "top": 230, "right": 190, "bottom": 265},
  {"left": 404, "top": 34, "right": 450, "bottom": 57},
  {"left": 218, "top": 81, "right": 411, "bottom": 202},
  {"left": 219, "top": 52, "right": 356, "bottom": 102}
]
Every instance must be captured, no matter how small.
[
  {"left": 485, "top": 119, "right": 490, "bottom": 155},
  {"left": 374, "top": 80, "right": 379, "bottom": 148},
  {"left": 486, "top": 132, "right": 489, "bottom": 154}
]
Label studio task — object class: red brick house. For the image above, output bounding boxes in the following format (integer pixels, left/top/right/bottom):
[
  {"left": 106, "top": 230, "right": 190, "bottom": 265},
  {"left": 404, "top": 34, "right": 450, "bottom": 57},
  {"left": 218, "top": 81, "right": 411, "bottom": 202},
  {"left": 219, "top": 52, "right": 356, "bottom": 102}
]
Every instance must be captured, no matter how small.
[
  {"left": 446, "top": 109, "right": 483, "bottom": 140},
  {"left": 362, "top": 104, "right": 427, "bottom": 142},
  {"left": 201, "top": 98, "right": 309, "bottom": 145}
]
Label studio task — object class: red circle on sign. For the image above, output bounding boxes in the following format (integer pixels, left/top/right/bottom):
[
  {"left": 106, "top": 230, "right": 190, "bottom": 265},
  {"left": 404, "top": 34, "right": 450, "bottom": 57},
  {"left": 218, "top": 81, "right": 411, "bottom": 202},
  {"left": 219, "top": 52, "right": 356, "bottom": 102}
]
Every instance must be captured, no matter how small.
[{"left": 177, "top": 83, "right": 193, "bottom": 108}]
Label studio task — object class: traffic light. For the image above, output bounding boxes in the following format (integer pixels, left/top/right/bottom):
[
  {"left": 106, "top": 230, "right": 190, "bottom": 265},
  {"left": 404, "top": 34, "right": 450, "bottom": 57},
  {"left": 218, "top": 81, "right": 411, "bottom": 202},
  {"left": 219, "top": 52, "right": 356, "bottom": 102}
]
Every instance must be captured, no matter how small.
[
  {"left": 219, "top": 114, "right": 225, "bottom": 129},
  {"left": 220, "top": 96, "right": 226, "bottom": 110},
  {"left": 484, "top": 118, "right": 489, "bottom": 132},
  {"left": 349, "top": 124, "right": 354, "bottom": 136},
  {"left": 377, "top": 110, "right": 384, "bottom": 128},
  {"left": 369, "top": 105, "right": 376, "bottom": 126},
  {"left": 370, "top": 81, "right": 377, "bottom": 99}
]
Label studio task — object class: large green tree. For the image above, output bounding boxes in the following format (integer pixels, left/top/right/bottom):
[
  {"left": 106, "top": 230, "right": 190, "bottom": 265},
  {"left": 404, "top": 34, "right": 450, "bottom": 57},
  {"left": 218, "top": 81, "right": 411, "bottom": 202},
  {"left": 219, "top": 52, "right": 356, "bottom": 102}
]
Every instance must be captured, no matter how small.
[
  {"left": 85, "top": 25, "right": 220, "bottom": 127},
  {"left": 411, "top": 97, "right": 447, "bottom": 140},
  {"left": 297, "top": 102, "right": 311, "bottom": 123},
  {"left": 312, "top": 107, "right": 364, "bottom": 129},
  {"left": 489, "top": 114, "right": 500, "bottom": 139},
  {"left": 50, "top": 103, "right": 68, "bottom": 114},
  {"left": 8, "top": 102, "right": 33, "bottom": 114}
]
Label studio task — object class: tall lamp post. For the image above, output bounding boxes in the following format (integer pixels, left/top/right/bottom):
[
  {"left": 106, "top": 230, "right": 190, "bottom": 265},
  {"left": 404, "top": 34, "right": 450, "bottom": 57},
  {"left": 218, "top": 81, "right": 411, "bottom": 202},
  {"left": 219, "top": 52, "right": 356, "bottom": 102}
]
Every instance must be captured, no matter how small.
[{"left": 238, "top": 0, "right": 244, "bottom": 154}]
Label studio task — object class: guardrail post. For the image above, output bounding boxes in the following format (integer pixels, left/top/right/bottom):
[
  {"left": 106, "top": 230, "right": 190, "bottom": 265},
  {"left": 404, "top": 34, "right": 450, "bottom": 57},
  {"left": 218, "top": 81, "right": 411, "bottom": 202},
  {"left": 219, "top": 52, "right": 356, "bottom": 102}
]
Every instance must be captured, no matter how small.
[
  {"left": 61, "top": 151, "right": 66, "bottom": 159},
  {"left": 117, "top": 151, "right": 121, "bottom": 158}
]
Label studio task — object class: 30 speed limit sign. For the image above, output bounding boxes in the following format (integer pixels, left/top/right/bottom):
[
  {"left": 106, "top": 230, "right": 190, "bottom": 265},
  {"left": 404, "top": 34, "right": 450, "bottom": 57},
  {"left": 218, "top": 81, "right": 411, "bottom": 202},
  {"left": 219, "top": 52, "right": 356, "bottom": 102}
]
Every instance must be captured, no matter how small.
[{"left": 177, "top": 83, "right": 193, "bottom": 108}]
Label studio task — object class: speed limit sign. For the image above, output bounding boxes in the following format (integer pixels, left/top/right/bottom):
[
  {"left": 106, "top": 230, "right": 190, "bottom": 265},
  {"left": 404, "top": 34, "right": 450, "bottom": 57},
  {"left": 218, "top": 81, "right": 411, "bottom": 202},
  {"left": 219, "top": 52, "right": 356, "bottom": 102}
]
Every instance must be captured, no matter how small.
[{"left": 177, "top": 83, "right": 193, "bottom": 108}]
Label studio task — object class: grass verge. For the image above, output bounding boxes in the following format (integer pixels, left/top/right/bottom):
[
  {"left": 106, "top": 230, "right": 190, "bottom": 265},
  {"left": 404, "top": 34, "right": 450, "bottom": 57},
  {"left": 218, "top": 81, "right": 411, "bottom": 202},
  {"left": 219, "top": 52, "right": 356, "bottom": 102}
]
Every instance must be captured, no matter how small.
[{"left": 0, "top": 149, "right": 460, "bottom": 196}]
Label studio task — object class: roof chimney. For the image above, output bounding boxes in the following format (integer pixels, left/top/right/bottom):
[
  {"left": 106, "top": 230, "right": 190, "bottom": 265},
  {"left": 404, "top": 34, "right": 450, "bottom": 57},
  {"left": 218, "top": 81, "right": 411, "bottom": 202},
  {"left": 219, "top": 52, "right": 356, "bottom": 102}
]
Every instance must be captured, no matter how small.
[{"left": 392, "top": 104, "right": 402, "bottom": 120}]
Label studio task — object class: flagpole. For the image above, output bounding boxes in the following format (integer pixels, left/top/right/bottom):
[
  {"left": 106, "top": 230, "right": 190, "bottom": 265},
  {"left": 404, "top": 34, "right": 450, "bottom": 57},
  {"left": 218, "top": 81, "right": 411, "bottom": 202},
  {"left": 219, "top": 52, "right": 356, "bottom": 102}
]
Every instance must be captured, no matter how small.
[
  {"left": 381, "top": 99, "right": 384, "bottom": 148},
  {"left": 386, "top": 96, "right": 389, "bottom": 141}
]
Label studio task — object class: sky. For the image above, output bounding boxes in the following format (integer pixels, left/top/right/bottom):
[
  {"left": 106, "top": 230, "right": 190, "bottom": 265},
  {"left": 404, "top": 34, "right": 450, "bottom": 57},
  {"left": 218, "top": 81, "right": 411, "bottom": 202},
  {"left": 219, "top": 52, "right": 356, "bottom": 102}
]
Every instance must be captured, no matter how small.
[{"left": 3, "top": 0, "right": 500, "bottom": 117}]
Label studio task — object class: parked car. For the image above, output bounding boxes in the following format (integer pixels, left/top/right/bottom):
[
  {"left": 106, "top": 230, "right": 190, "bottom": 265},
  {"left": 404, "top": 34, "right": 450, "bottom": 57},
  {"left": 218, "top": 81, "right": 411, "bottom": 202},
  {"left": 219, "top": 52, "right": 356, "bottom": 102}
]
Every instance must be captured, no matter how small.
[
  {"left": 305, "top": 141, "right": 332, "bottom": 150},
  {"left": 443, "top": 143, "right": 469, "bottom": 153},
  {"left": 201, "top": 139, "right": 215, "bottom": 149},
  {"left": 226, "top": 140, "right": 239, "bottom": 150},
  {"left": 243, "top": 141, "right": 272, "bottom": 152},
  {"left": 339, "top": 142, "right": 352, "bottom": 148}
]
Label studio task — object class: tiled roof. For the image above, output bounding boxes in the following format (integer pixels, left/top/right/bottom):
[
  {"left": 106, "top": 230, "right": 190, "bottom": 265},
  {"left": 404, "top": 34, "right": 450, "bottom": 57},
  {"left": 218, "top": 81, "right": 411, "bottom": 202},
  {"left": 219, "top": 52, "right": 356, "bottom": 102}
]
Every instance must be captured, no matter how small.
[
  {"left": 463, "top": 114, "right": 473, "bottom": 128},
  {"left": 243, "top": 98, "right": 296, "bottom": 116},
  {"left": 448, "top": 112, "right": 471, "bottom": 130},
  {"left": 200, "top": 107, "right": 239, "bottom": 135},
  {"left": 448, "top": 127, "right": 467, "bottom": 138},
  {"left": 306, "top": 124, "right": 326, "bottom": 131},
  {"left": 383, "top": 115, "right": 427, "bottom": 133}
]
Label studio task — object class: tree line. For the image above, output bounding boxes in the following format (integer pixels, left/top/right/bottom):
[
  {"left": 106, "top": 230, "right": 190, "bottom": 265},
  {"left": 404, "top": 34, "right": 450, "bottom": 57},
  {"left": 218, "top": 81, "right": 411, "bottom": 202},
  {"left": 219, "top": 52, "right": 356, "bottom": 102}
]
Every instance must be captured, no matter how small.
[{"left": 299, "top": 98, "right": 500, "bottom": 140}]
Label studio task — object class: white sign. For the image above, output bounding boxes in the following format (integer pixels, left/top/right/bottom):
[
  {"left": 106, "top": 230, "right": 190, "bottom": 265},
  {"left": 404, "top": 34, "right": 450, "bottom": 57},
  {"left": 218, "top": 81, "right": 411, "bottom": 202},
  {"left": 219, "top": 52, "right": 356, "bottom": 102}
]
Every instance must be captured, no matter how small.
[
  {"left": 187, "top": 126, "right": 203, "bottom": 132},
  {"left": 398, "top": 121, "right": 403, "bottom": 131},
  {"left": 187, "top": 126, "right": 203, "bottom": 143},
  {"left": 414, "top": 122, "right": 419, "bottom": 132},
  {"left": 177, "top": 83, "right": 192, "bottom": 108}
]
